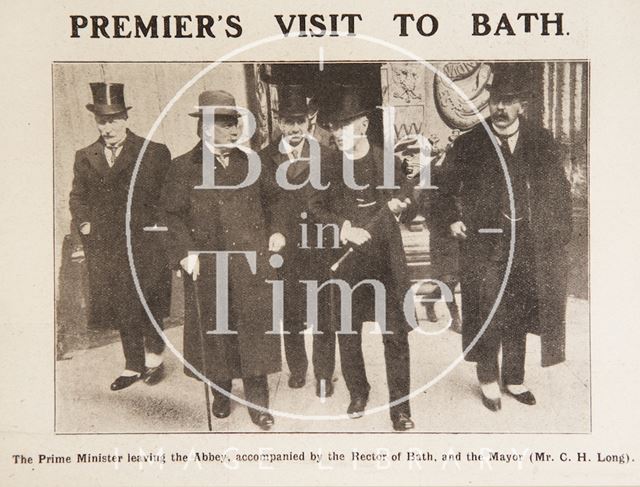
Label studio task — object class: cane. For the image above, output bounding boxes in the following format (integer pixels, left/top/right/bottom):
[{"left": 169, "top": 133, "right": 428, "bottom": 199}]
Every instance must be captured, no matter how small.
[
  {"left": 192, "top": 278, "right": 213, "bottom": 432},
  {"left": 329, "top": 198, "right": 410, "bottom": 273}
]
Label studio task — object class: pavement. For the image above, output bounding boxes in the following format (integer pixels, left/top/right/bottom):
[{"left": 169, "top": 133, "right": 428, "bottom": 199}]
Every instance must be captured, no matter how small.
[
  {"left": 56, "top": 296, "right": 589, "bottom": 434},
  {"left": 56, "top": 224, "right": 590, "bottom": 434}
]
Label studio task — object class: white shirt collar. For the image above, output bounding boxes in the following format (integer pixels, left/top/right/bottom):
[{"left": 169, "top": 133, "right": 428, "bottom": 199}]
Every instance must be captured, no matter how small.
[
  {"left": 344, "top": 137, "right": 370, "bottom": 161},
  {"left": 281, "top": 138, "right": 306, "bottom": 161},
  {"left": 204, "top": 140, "right": 230, "bottom": 167},
  {"left": 491, "top": 119, "right": 520, "bottom": 152},
  {"left": 103, "top": 133, "right": 127, "bottom": 149}
]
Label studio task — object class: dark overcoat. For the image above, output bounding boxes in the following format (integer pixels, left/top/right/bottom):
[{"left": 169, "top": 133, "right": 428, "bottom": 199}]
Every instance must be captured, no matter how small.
[
  {"left": 160, "top": 143, "right": 281, "bottom": 380},
  {"left": 68, "top": 130, "right": 172, "bottom": 329},
  {"left": 309, "top": 144, "right": 417, "bottom": 333},
  {"left": 418, "top": 153, "right": 460, "bottom": 283},
  {"left": 439, "top": 120, "right": 572, "bottom": 366},
  {"left": 258, "top": 140, "right": 334, "bottom": 331}
]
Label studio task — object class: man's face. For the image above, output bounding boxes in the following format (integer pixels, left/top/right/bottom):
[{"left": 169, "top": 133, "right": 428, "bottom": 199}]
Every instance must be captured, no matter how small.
[
  {"left": 489, "top": 95, "right": 525, "bottom": 129},
  {"left": 203, "top": 117, "right": 239, "bottom": 146},
  {"left": 278, "top": 114, "right": 310, "bottom": 146},
  {"left": 328, "top": 115, "right": 369, "bottom": 153},
  {"left": 95, "top": 113, "right": 128, "bottom": 145}
]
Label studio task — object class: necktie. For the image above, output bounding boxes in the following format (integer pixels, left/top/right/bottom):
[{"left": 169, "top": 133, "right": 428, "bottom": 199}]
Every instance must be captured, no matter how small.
[
  {"left": 216, "top": 153, "right": 229, "bottom": 168},
  {"left": 107, "top": 146, "right": 118, "bottom": 167},
  {"left": 498, "top": 135, "right": 512, "bottom": 156}
]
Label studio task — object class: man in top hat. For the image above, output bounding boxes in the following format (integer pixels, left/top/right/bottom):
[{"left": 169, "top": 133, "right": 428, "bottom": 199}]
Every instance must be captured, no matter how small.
[
  {"left": 69, "top": 82, "right": 172, "bottom": 390},
  {"left": 160, "top": 90, "right": 281, "bottom": 430},
  {"left": 258, "top": 84, "right": 337, "bottom": 395},
  {"left": 309, "top": 83, "right": 417, "bottom": 431},
  {"left": 439, "top": 63, "right": 572, "bottom": 411}
]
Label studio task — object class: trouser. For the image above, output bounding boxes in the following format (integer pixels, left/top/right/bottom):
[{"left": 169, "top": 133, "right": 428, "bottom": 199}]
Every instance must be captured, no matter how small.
[
  {"left": 85, "top": 238, "right": 170, "bottom": 374},
  {"left": 211, "top": 376, "right": 269, "bottom": 420},
  {"left": 337, "top": 319, "right": 411, "bottom": 420},
  {"left": 282, "top": 324, "right": 308, "bottom": 378},
  {"left": 312, "top": 331, "right": 336, "bottom": 381},
  {"left": 283, "top": 326, "right": 337, "bottom": 382},
  {"left": 476, "top": 325, "right": 527, "bottom": 385},
  {"left": 282, "top": 279, "right": 336, "bottom": 382},
  {"left": 118, "top": 285, "right": 166, "bottom": 373},
  {"left": 119, "top": 323, "right": 165, "bottom": 373},
  {"left": 475, "top": 226, "right": 538, "bottom": 386}
]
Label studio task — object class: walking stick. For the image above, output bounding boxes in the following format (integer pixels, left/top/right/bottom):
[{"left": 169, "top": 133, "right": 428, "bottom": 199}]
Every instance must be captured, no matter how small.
[
  {"left": 329, "top": 206, "right": 387, "bottom": 273},
  {"left": 329, "top": 197, "right": 411, "bottom": 273},
  {"left": 192, "top": 278, "right": 213, "bottom": 432}
]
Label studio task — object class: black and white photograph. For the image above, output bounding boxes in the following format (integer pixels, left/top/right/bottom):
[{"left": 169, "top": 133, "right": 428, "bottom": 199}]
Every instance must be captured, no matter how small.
[{"left": 53, "top": 60, "right": 589, "bottom": 434}]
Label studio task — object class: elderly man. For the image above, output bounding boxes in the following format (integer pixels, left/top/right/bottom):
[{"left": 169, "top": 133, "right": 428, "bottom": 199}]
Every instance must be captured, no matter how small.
[
  {"left": 258, "top": 84, "right": 337, "bottom": 395},
  {"left": 310, "top": 83, "right": 417, "bottom": 431},
  {"left": 69, "top": 82, "right": 172, "bottom": 391},
  {"left": 440, "top": 63, "right": 572, "bottom": 411},
  {"left": 160, "top": 90, "right": 281, "bottom": 430}
]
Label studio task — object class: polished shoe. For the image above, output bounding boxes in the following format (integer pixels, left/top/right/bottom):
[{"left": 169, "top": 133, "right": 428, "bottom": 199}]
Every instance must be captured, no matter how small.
[
  {"left": 505, "top": 388, "right": 536, "bottom": 406},
  {"left": 392, "top": 413, "right": 415, "bottom": 431},
  {"left": 480, "top": 393, "right": 502, "bottom": 412},
  {"left": 347, "top": 395, "right": 369, "bottom": 419},
  {"left": 288, "top": 373, "right": 306, "bottom": 389},
  {"left": 110, "top": 374, "right": 141, "bottom": 391},
  {"left": 315, "top": 378, "right": 335, "bottom": 398},
  {"left": 252, "top": 412, "right": 275, "bottom": 431},
  {"left": 212, "top": 398, "right": 231, "bottom": 419},
  {"left": 143, "top": 363, "right": 165, "bottom": 385}
]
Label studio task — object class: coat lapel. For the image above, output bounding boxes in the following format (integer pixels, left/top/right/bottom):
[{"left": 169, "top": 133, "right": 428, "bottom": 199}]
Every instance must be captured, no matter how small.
[
  {"left": 86, "top": 139, "right": 110, "bottom": 177},
  {"left": 107, "top": 131, "right": 140, "bottom": 180},
  {"left": 286, "top": 140, "right": 311, "bottom": 182}
]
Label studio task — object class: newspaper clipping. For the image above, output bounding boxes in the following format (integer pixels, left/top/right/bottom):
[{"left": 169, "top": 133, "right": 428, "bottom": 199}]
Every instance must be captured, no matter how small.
[{"left": 1, "top": 1, "right": 638, "bottom": 486}]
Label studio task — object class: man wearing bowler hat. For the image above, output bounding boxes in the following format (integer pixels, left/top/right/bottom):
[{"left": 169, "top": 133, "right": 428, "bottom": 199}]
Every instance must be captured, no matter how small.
[
  {"left": 440, "top": 63, "right": 572, "bottom": 411},
  {"left": 160, "top": 90, "right": 281, "bottom": 430},
  {"left": 258, "top": 84, "right": 337, "bottom": 396},
  {"left": 310, "top": 83, "right": 417, "bottom": 431},
  {"left": 69, "top": 82, "right": 172, "bottom": 390}
]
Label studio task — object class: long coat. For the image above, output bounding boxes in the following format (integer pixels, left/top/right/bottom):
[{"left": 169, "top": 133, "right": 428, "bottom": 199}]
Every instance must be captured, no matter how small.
[
  {"left": 439, "top": 120, "right": 572, "bottom": 366},
  {"left": 68, "top": 130, "right": 172, "bottom": 329},
  {"left": 258, "top": 140, "right": 333, "bottom": 331},
  {"left": 160, "top": 143, "right": 281, "bottom": 380},
  {"left": 418, "top": 152, "right": 460, "bottom": 283},
  {"left": 309, "top": 144, "right": 417, "bottom": 333}
]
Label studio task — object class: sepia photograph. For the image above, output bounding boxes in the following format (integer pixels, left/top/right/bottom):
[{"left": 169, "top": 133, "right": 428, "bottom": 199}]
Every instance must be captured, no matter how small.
[
  {"left": 7, "top": 1, "right": 640, "bottom": 485},
  {"left": 52, "top": 60, "right": 589, "bottom": 434}
]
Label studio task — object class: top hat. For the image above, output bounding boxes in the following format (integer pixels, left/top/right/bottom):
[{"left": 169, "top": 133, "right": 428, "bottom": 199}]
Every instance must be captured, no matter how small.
[
  {"left": 317, "top": 83, "right": 374, "bottom": 127},
  {"left": 488, "top": 63, "right": 534, "bottom": 99},
  {"left": 189, "top": 90, "right": 241, "bottom": 118},
  {"left": 275, "top": 84, "right": 311, "bottom": 118},
  {"left": 85, "top": 83, "right": 131, "bottom": 116}
]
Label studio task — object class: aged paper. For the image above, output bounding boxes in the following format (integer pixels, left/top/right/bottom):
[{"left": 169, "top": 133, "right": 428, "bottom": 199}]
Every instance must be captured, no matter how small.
[{"left": 1, "top": 0, "right": 639, "bottom": 485}]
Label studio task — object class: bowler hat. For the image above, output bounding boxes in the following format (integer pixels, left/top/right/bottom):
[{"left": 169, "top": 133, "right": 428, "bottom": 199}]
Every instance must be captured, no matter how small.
[
  {"left": 86, "top": 82, "right": 131, "bottom": 116},
  {"left": 189, "top": 90, "right": 241, "bottom": 118},
  {"left": 317, "top": 83, "right": 374, "bottom": 127},
  {"left": 275, "top": 84, "right": 311, "bottom": 118},
  {"left": 488, "top": 63, "right": 534, "bottom": 99}
]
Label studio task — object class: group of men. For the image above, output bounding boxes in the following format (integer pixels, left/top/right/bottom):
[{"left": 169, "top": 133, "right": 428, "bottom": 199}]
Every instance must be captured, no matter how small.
[{"left": 68, "top": 62, "right": 572, "bottom": 432}]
